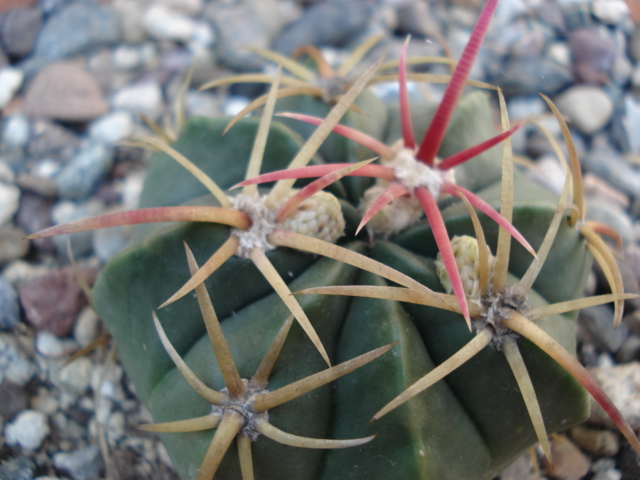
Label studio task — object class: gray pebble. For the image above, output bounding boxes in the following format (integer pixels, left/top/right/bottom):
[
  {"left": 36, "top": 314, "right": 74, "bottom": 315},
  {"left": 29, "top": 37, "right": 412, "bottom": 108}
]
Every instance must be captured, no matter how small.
[
  {"left": 273, "top": 0, "right": 374, "bottom": 56},
  {"left": 0, "top": 457, "right": 35, "bottom": 480},
  {"left": 0, "top": 7, "right": 42, "bottom": 58},
  {"left": 492, "top": 56, "right": 572, "bottom": 96},
  {"left": 55, "top": 142, "right": 113, "bottom": 200},
  {"left": 88, "top": 111, "right": 134, "bottom": 145},
  {"left": 555, "top": 85, "right": 613, "bottom": 134},
  {"left": 0, "top": 277, "right": 20, "bottom": 331},
  {"left": 579, "top": 305, "right": 629, "bottom": 353},
  {"left": 616, "top": 335, "right": 640, "bottom": 364},
  {"left": 53, "top": 446, "right": 103, "bottom": 480},
  {"left": 50, "top": 198, "right": 106, "bottom": 258},
  {"left": 33, "top": 2, "right": 121, "bottom": 62},
  {"left": 112, "top": 81, "right": 163, "bottom": 119},
  {"left": 2, "top": 115, "right": 30, "bottom": 150},
  {"left": 28, "top": 120, "right": 79, "bottom": 161},
  {"left": 49, "top": 356, "right": 92, "bottom": 394},
  {"left": 583, "top": 149, "right": 640, "bottom": 198},
  {"left": 0, "top": 334, "right": 36, "bottom": 387},
  {"left": 5, "top": 410, "right": 50, "bottom": 450},
  {"left": 0, "top": 182, "right": 20, "bottom": 226},
  {"left": 585, "top": 199, "right": 634, "bottom": 246}
]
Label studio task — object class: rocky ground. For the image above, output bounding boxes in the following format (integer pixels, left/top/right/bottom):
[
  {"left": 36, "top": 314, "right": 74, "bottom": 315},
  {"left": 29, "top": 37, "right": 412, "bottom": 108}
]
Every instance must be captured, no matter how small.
[{"left": 1, "top": 0, "right": 640, "bottom": 479}]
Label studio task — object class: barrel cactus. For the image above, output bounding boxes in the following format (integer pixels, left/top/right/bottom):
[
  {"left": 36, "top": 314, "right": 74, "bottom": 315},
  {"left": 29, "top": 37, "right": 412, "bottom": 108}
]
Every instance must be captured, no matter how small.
[{"left": 29, "top": 0, "right": 639, "bottom": 478}]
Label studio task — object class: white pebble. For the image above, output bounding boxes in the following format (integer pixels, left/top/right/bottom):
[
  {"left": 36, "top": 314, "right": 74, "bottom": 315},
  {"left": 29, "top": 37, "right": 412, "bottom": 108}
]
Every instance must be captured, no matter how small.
[
  {"left": 0, "top": 160, "right": 15, "bottom": 183},
  {"left": 74, "top": 307, "right": 100, "bottom": 349},
  {"left": 5, "top": 410, "right": 50, "bottom": 450},
  {"left": 0, "top": 67, "right": 24, "bottom": 109},
  {"left": 112, "top": 81, "right": 163, "bottom": 119},
  {"left": 592, "top": 0, "right": 630, "bottom": 24},
  {"left": 143, "top": 4, "right": 198, "bottom": 42},
  {"left": 50, "top": 356, "right": 93, "bottom": 394},
  {"left": 36, "top": 331, "right": 77, "bottom": 358},
  {"left": 89, "top": 111, "right": 134, "bottom": 144},
  {"left": 0, "top": 182, "right": 20, "bottom": 226},
  {"left": 2, "top": 115, "right": 30, "bottom": 149},
  {"left": 0, "top": 333, "right": 36, "bottom": 386}
]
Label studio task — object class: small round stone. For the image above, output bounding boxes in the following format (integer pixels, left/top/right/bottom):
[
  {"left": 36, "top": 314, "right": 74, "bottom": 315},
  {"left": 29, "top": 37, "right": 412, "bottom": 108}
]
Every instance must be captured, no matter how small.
[{"left": 5, "top": 410, "right": 50, "bottom": 450}]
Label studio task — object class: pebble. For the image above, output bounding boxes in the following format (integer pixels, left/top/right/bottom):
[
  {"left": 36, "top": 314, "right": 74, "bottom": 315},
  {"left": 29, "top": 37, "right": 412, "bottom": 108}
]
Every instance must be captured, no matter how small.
[
  {"left": 88, "top": 111, "right": 134, "bottom": 144},
  {"left": 588, "top": 361, "right": 640, "bottom": 430},
  {"left": 568, "top": 27, "right": 616, "bottom": 84},
  {"left": 111, "top": 0, "right": 147, "bottom": 45},
  {"left": 616, "top": 94, "right": 640, "bottom": 153},
  {"left": 5, "top": 410, "right": 50, "bottom": 450},
  {"left": 543, "top": 434, "right": 591, "bottom": 480},
  {"left": 555, "top": 85, "right": 614, "bottom": 135},
  {"left": 499, "top": 451, "right": 538, "bottom": 480},
  {"left": 0, "top": 276, "right": 20, "bottom": 330},
  {"left": 592, "top": 459, "right": 622, "bottom": 480},
  {"left": 0, "top": 334, "right": 36, "bottom": 386},
  {"left": 616, "top": 335, "right": 640, "bottom": 363},
  {"left": 206, "top": 0, "right": 297, "bottom": 71},
  {"left": 19, "top": 267, "right": 90, "bottom": 337},
  {"left": 396, "top": 1, "right": 441, "bottom": 39},
  {"left": 35, "top": 331, "right": 77, "bottom": 359},
  {"left": 55, "top": 142, "right": 114, "bottom": 200},
  {"left": 24, "top": 62, "right": 109, "bottom": 122},
  {"left": 0, "top": 181, "right": 20, "bottom": 226},
  {"left": 53, "top": 446, "right": 103, "bottom": 480},
  {"left": 112, "top": 81, "right": 163, "bottom": 119},
  {"left": 92, "top": 216, "right": 132, "bottom": 262},
  {"left": 585, "top": 199, "right": 634, "bottom": 246},
  {"left": 0, "top": 457, "right": 35, "bottom": 480},
  {"left": 0, "top": 225, "right": 29, "bottom": 266},
  {"left": 142, "top": 4, "right": 199, "bottom": 43},
  {"left": 2, "top": 115, "right": 30, "bottom": 150},
  {"left": 32, "top": 2, "right": 121, "bottom": 62},
  {"left": 31, "top": 387, "right": 59, "bottom": 416},
  {"left": 592, "top": 0, "right": 631, "bottom": 25},
  {"left": 28, "top": 119, "right": 79, "bottom": 161},
  {"left": 0, "top": 380, "right": 29, "bottom": 421},
  {"left": 50, "top": 198, "right": 105, "bottom": 258},
  {"left": 50, "top": 356, "right": 92, "bottom": 394},
  {"left": 570, "top": 425, "right": 620, "bottom": 456},
  {"left": 73, "top": 307, "right": 99, "bottom": 349},
  {"left": 0, "top": 6, "right": 42, "bottom": 58},
  {"left": 579, "top": 305, "right": 629, "bottom": 353},
  {"left": 583, "top": 149, "right": 640, "bottom": 198},
  {"left": 0, "top": 66, "right": 23, "bottom": 109},
  {"left": 494, "top": 56, "right": 572, "bottom": 96}
]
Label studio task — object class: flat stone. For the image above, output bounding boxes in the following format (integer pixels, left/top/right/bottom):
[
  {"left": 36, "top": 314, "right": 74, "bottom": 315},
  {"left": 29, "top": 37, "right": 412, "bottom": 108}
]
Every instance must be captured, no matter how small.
[
  {"left": 88, "top": 111, "right": 134, "bottom": 144},
  {"left": 53, "top": 446, "right": 103, "bottom": 480},
  {"left": 0, "top": 66, "right": 23, "bottom": 109},
  {"left": 0, "top": 224, "right": 28, "bottom": 268},
  {"left": 24, "top": 62, "right": 109, "bottom": 122},
  {"left": 0, "top": 6, "right": 42, "bottom": 58},
  {"left": 579, "top": 305, "right": 629, "bottom": 353},
  {"left": 0, "top": 181, "right": 19, "bottom": 226},
  {"left": 55, "top": 142, "right": 113, "bottom": 200},
  {"left": 543, "top": 434, "right": 590, "bottom": 480},
  {"left": 19, "top": 267, "right": 92, "bottom": 337},
  {"left": 570, "top": 425, "right": 620, "bottom": 456},
  {"left": 0, "top": 276, "right": 20, "bottom": 329},
  {"left": 588, "top": 362, "right": 640, "bottom": 430},
  {"left": 28, "top": 119, "right": 79, "bottom": 160},
  {"left": 0, "top": 379, "right": 28, "bottom": 421},
  {"left": 568, "top": 27, "right": 616, "bottom": 84},
  {"left": 5, "top": 410, "right": 50, "bottom": 450},
  {"left": 0, "top": 457, "right": 35, "bottom": 480},
  {"left": 555, "top": 85, "right": 613, "bottom": 134},
  {"left": 583, "top": 149, "right": 640, "bottom": 198},
  {"left": 32, "top": 2, "right": 121, "bottom": 61},
  {"left": 0, "top": 333, "right": 36, "bottom": 386}
]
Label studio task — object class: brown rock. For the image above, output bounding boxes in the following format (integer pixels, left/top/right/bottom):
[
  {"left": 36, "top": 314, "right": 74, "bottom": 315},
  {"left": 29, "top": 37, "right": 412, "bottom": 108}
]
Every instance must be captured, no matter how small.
[
  {"left": 0, "top": 0, "right": 37, "bottom": 14},
  {"left": 543, "top": 434, "right": 590, "bottom": 480},
  {"left": 19, "top": 267, "right": 95, "bottom": 337},
  {"left": 570, "top": 425, "right": 620, "bottom": 457},
  {"left": 0, "top": 6, "right": 42, "bottom": 58},
  {"left": 0, "top": 225, "right": 28, "bottom": 265},
  {"left": 24, "top": 61, "right": 109, "bottom": 122}
]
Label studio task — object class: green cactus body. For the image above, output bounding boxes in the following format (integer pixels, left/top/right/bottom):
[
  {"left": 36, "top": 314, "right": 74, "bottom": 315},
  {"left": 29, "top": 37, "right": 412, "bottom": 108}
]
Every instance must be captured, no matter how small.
[{"left": 91, "top": 112, "right": 593, "bottom": 479}]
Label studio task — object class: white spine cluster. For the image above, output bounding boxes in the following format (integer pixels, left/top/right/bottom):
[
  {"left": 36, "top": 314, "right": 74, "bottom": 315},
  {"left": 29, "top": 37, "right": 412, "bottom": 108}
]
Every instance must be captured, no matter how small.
[
  {"left": 230, "top": 190, "right": 345, "bottom": 258},
  {"left": 230, "top": 194, "right": 278, "bottom": 258}
]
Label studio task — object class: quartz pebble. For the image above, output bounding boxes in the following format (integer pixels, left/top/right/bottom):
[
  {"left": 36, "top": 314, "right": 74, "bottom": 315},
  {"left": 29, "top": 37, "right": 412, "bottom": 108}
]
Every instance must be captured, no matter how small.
[
  {"left": 53, "top": 446, "right": 103, "bottom": 480},
  {"left": 555, "top": 85, "right": 614, "bottom": 134},
  {"left": 5, "top": 410, "right": 50, "bottom": 450},
  {"left": 0, "top": 333, "right": 36, "bottom": 387},
  {"left": 589, "top": 362, "right": 640, "bottom": 430},
  {"left": 0, "top": 67, "right": 23, "bottom": 110}
]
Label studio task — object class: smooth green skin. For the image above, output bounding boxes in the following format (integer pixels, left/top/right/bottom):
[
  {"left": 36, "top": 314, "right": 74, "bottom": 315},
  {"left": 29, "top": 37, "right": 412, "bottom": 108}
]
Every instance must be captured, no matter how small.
[
  {"left": 370, "top": 242, "right": 590, "bottom": 478},
  {"left": 273, "top": 89, "right": 388, "bottom": 202},
  {"left": 92, "top": 114, "right": 593, "bottom": 479}
]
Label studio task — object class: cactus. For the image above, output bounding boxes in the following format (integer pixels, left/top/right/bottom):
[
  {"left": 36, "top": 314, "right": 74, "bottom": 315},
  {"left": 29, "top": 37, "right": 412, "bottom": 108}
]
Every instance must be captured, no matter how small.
[{"left": 28, "top": 0, "right": 640, "bottom": 478}]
